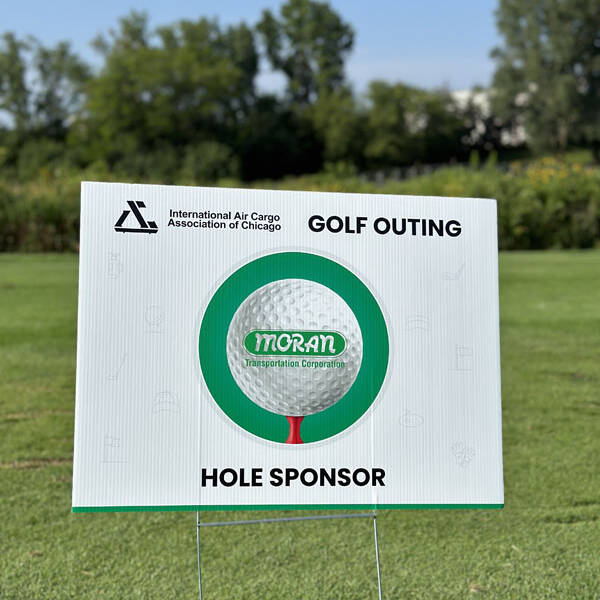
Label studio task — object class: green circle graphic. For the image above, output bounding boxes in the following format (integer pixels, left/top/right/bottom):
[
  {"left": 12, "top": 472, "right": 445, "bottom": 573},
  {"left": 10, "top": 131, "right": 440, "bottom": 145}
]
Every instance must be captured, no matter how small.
[{"left": 199, "top": 252, "right": 389, "bottom": 443}]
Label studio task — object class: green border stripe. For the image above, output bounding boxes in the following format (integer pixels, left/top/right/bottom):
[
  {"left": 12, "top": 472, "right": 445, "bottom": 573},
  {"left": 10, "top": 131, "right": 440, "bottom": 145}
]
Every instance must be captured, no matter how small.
[{"left": 73, "top": 504, "right": 503, "bottom": 513}]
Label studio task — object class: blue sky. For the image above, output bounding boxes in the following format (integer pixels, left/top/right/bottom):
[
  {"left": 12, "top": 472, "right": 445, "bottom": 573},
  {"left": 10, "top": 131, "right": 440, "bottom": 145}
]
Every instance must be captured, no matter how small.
[{"left": 3, "top": 0, "right": 501, "bottom": 93}]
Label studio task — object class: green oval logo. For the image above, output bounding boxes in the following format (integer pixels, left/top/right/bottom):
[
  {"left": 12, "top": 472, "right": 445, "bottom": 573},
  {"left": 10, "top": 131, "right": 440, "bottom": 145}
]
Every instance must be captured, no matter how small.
[{"left": 244, "top": 330, "right": 346, "bottom": 357}]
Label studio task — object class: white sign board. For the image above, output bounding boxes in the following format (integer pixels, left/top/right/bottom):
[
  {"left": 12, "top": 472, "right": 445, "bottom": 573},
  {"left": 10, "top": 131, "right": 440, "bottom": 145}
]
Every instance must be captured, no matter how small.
[{"left": 72, "top": 182, "right": 503, "bottom": 512}]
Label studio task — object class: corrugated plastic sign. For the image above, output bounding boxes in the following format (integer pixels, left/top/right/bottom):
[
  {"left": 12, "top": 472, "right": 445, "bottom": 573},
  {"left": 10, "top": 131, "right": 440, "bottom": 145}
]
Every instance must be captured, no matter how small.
[{"left": 72, "top": 182, "right": 503, "bottom": 512}]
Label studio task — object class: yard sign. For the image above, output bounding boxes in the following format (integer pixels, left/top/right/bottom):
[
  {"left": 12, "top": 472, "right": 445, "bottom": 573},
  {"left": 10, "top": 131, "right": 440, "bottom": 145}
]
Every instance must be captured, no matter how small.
[{"left": 72, "top": 182, "right": 503, "bottom": 512}]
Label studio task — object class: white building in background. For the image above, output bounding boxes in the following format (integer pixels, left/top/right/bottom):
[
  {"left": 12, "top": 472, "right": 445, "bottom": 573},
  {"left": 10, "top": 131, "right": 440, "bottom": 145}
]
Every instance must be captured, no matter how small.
[{"left": 451, "top": 88, "right": 527, "bottom": 147}]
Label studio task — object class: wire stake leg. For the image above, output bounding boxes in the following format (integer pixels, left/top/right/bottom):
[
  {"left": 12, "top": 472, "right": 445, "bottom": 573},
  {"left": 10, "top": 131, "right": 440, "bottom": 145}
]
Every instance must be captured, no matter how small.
[
  {"left": 194, "top": 511, "right": 382, "bottom": 599},
  {"left": 373, "top": 513, "right": 382, "bottom": 600},
  {"left": 196, "top": 512, "right": 203, "bottom": 600}
]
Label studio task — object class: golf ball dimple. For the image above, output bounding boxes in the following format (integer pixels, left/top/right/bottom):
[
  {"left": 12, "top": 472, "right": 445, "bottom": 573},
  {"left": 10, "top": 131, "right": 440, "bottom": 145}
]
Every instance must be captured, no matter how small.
[{"left": 227, "top": 279, "right": 363, "bottom": 417}]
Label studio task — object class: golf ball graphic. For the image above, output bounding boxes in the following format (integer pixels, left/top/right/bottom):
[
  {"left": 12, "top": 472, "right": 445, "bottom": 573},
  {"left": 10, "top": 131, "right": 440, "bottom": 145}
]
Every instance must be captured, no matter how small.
[{"left": 227, "top": 279, "right": 363, "bottom": 442}]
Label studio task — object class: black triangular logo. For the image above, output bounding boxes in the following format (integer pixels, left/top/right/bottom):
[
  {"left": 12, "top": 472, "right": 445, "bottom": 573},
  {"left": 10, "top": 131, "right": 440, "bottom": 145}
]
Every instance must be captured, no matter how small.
[{"left": 115, "top": 201, "right": 158, "bottom": 234}]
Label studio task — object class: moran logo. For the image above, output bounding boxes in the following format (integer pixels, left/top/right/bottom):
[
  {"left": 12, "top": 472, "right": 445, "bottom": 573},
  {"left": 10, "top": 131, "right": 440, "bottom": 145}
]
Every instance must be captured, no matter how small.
[{"left": 244, "top": 330, "right": 346, "bottom": 357}]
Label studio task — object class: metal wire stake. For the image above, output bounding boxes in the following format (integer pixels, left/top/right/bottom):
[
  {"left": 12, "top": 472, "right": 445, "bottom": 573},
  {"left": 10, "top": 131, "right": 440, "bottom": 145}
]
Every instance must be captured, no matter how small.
[
  {"left": 196, "top": 512, "right": 203, "bottom": 600},
  {"left": 373, "top": 513, "right": 382, "bottom": 600},
  {"left": 198, "top": 512, "right": 373, "bottom": 528},
  {"left": 195, "top": 511, "right": 381, "bottom": 599}
]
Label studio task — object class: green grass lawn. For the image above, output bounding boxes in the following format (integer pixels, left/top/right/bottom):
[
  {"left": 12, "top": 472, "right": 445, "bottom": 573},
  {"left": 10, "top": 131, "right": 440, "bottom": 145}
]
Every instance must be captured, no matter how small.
[{"left": 1, "top": 252, "right": 599, "bottom": 599}]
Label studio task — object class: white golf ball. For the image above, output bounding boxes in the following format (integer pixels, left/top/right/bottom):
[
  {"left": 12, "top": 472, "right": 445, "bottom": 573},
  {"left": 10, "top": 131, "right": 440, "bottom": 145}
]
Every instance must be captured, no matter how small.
[{"left": 227, "top": 279, "right": 363, "bottom": 416}]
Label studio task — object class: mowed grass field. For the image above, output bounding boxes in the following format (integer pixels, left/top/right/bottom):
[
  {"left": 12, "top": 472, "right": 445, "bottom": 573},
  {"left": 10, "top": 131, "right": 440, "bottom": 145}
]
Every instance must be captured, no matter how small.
[{"left": 0, "top": 252, "right": 599, "bottom": 599}]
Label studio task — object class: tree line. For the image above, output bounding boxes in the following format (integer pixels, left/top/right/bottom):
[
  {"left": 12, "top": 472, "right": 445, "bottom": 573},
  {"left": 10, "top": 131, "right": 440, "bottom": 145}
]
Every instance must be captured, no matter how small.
[{"left": 0, "top": 0, "right": 598, "bottom": 182}]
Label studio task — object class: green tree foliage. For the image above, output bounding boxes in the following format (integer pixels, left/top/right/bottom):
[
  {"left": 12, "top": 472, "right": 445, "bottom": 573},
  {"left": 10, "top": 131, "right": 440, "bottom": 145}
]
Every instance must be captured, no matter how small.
[
  {"left": 84, "top": 12, "right": 258, "bottom": 177},
  {"left": 0, "top": 34, "right": 90, "bottom": 176},
  {"left": 0, "top": 2, "right": 524, "bottom": 182},
  {"left": 236, "top": 95, "right": 322, "bottom": 180},
  {"left": 309, "top": 89, "right": 366, "bottom": 166},
  {"left": 365, "top": 81, "right": 468, "bottom": 167},
  {"left": 0, "top": 34, "right": 89, "bottom": 137},
  {"left": 180, "top": 141, "right": 239, "bottom": 183},
  {"left": 0, "top": 33, "right": 30, "bottom": 134},
  {"left": 492, "top": 0, "right": 600, "bottom": 159},
  {"left": 31, "top": 40, "right": 90, "bottom": 139},
  {"left": 257, "top": 0, "right": 354, "bottom": 104}
]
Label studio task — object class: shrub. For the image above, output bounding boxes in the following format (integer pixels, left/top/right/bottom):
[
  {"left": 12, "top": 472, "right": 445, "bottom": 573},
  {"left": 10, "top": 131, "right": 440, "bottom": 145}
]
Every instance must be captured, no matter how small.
[
  {"left": 0, "top": 158, "right": 598, "bottom": 251},
  {"left": 252, "top": 159, "right": 600, "bottom": 250},
  {"left": 0, "top": 174, "right": 80, "bottom": 251}
]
